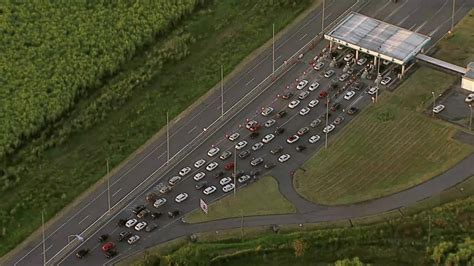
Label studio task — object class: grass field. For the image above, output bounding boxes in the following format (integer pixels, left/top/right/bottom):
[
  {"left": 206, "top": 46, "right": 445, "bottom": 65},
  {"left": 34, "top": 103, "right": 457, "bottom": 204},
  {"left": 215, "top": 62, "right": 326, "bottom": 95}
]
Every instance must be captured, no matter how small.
[
  {"left": 293, "top": 10, "right": 474, "bottom": 205},
  {"left": 0, "top": 0, "right": 314, "bottom": 256},
  {"left": 185, "top": 176, "right": 296, "bottom": 223},
  {"left": 128, "top": 193, "right": 474, "bottom": 266}
]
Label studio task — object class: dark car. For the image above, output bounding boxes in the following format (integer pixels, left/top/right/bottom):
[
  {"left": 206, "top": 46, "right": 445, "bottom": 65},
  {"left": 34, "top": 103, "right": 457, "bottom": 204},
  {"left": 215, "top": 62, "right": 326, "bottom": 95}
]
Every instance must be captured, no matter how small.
[
  {"left": 105, "top": 250, "right": 117, "bottom": 259},
  {"left": 333, "top": 116, "right": 344, "bottom": 125},
  {"left": 264, "top": 163, "right": 275, "bottom": 169},
  {"left": 131, "top": 205, "right": 146, "bottom": 214},
  {"left": 296, "top": 145, "right": 306, "bottom": 152},
  {"left": 224, "top": 162, "right": 235, "bottom": 170},
  {"left": 151, "top": 212, "right": 162, "bottom": 219},
  {"left": 276, "top": 110, "right": 287, "bottom": 118},
  {"left": 351, "top": 81, "right": 364, "bottom": 91},
  {"left": 347, "top": 107, "right": 358, "bottom": 115},
  {"left": 118, "top": 231, "right": 131, "bottom": 242},
  {"left": 117, "top": 218, "right": 127, "bottom": 227},
  {"left": 281, "top": 92, "right": 293, "bottom": 99},
  {"left": 249, "top": 132, "right": 260, "bottom": 139},
  {"left": 98, "top": 234, "right": 109, "bottom": 243},
  {"left": 168, "top": 210, "right": 180, "bottom": 218},
  {"left": 274, "top": 127, "right": 285, "bottom": 135},
  {"left": 250, "top": 170, "right": 260, "bottom": 177},
  {"left": 76, "top": 249, "right": 89, "bottom": 259},
  {"left": 214, "top": 171, "right": 225, "bottom": 178},
  {"left": 238, "top": 149, "right": 251, "bottom": 159},
  {"left": 145, "top": 224, "right": 158, "bottom": 232},
  {"left": 270, "top": 146, "right": 283, "bottom": 155},
  {"left": 195, "top": 181, "right": 208, "bottom": 190},
  {"left": 232, "top": 169, "right": 245, "bottom": 178},
  {"left": 330, "top": 102, "right": 341, "bottom": 112}
]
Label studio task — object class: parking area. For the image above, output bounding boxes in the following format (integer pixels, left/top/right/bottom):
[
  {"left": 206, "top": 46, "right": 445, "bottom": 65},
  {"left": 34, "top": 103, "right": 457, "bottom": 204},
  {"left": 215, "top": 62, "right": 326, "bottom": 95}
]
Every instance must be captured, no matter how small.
[
  {"left": 70, "top": 41, "right": 403, "bottom": 261},
  {"left": 431, "top": 85, "right": 474, "bottom": 130}
]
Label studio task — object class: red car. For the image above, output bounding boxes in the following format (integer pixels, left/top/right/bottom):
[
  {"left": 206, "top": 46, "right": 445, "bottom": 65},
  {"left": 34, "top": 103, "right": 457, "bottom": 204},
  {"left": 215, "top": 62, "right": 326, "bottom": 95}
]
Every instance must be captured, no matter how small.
[
  {"left": 102, "top": 242, "right": 115, "bottom": 252},
  {"left": 246, "top": 120, "right": 261, "bottom": 132},
  {"left": 224, "top": 162, "right": 235, "bottom": 170},
  {"left": 318, "top": 91, "right": 328, "bottom": 99}
]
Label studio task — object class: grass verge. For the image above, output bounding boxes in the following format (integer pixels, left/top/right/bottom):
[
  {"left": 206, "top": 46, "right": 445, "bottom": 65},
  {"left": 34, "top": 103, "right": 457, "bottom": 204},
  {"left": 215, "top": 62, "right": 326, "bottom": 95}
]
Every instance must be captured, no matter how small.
[
  {"left": 0, "top": 0, "right": 315, "bottom": 257},
  {"left": 185, "top": 176, "right": 296, "bottom": 223},
  {"left": 293, "top": 9, "right": 474, "bottom": 205}
]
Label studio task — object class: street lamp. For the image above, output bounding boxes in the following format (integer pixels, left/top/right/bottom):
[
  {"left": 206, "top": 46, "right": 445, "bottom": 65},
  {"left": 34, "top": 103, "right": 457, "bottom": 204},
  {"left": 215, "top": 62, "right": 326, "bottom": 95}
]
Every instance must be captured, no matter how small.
[
  {"left": 469, "top": 104, "right": 472, "bottom": 131},
  {"left": 451, "top": 0, "right": 456, "bottom": 33},
  {"left": 431, "top": 91, "right": 435, "bottom": 117}
]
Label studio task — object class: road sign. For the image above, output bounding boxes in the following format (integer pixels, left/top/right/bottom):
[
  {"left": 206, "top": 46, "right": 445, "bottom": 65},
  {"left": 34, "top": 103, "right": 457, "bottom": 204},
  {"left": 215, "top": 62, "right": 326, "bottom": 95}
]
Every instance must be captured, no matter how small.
[{"left": 199, "top": 198, "right": 208, "bottom": 214}]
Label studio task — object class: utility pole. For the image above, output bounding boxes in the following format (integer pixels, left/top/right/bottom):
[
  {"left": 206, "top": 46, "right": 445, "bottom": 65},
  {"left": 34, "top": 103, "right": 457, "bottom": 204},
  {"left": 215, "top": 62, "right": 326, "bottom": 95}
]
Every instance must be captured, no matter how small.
[
  {"left": 451, "top": 0, "right": 456, "bottom": 33},
  {"left": 431, "top": 92, "right": 435, "bottom": 117},
  {"left": 272, "top": 23, "right": 275, "bottom": 73},
  {"left": 42, "top": 211, "right": 46, "bottom": 266},
  {"left": 107, "top": 159, "right": 111, "bottom": 214},
  {"left": 221, "top": 65, "right": 224, "bottom": 119},
  {"left": 166, "top": 112, "right": 170, "bottom": 164},
  {"left": 325, "top": 95, "right": 329, "bottom": 149},
  {"left": 322, "top": 0, "right": 325, "bottom": 32},
  {"left": 233, "top": 147, "right": 237, "bottom": 197}
]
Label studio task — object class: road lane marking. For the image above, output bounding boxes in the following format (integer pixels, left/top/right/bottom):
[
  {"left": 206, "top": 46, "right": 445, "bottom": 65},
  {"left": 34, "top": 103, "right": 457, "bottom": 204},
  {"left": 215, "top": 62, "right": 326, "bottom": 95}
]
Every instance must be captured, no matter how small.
[
  {"left": 245, "top": 77, "right": 255, "bottom": 86},
  {"left": 408, "top": 24, "right": 417, "bottom": 31},
  {"left": 299, "top": 33, "right": 308, "bottom": 41},
  {"left": 348, "top": 95, "right": 364, "bottom": 108},
  {"left": 42, "top": 245, "right": 53, "bottom": 255},
  {"left": 397, "top": 14, "right": 410, "bottom": 26},
  {"left": 112, "top": 188, "right": 122, "bottom": 198},
  {"left": 325, "top": 12, "right": 333, "bottom": 20},
  {"left": 188, "top": 126, "right": 197, "bottom": 134},
  {"left": 78, "top": 215, "right": 90, "bottom": 225},
  {"left": 373, "top": 0, "right": 392, "bottom": 18},
  {"left": 276, "top": 55, "right": 282, "bottom": 61},
  {"left": 415, "top": 20, "right": 428, "bottom": 33},
  {"left": 387, "top": 0, "right": 409, "bottom": 20},
  {"left": 428, "top": 24, "right": 443, "bottom": 37}
]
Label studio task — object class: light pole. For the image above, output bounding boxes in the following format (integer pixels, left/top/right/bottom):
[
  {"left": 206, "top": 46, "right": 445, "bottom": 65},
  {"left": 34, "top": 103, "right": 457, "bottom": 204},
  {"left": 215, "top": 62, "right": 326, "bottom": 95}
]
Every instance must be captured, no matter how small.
[
  {"left": 451, "top": 0, "right": 456, "bottom": 33},
  {"left": 469, "top": 104, "right": 472, "bottom": 131},
  {"left": 322, "top": 0, "right": 325, "bottom": 32},
  {"left": 431, "top": 92, "right": 435, "bottom": 117},
  {"left": 325, "top": 95, "right": 329, "bottom": 149},
  {"left": 107, "top": 159, "right": 111, "bottom": 214},
  {"left": 233, "top": 146, "right": 237, "bottom": 197},
  {"left": 221, "top": 65, "right": 224, "bottom": 119},
  {"left": 42, "top": 211, "right": 46, "bottom": 266},
  {"left": 166, "top": 112, "right": 170, "bottom": 164},
  {"left": 272, "top": 23, "right": 275, "bottom": 73}
]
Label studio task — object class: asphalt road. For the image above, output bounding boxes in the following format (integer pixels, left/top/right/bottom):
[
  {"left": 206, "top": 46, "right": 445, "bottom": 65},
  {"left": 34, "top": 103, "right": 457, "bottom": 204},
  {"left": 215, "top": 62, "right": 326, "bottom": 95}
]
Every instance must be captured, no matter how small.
[{"left": 7, "top": 0, "right": 474, "bottom": 265}]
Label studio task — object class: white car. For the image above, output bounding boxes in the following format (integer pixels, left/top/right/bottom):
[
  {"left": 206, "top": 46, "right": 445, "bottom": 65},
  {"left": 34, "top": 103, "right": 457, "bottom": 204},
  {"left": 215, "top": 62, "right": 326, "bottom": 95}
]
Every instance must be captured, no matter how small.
[
  {"left": 125, "top": 219, "right": 138, "bottom": 228},
  {"left": 380, "top": 76, "right": 392, "bottom": 86},
  {"left": 235, "top": 140, "right": 248, "bottom": 150},
  {"left": 309, "top": 82, "right": 320, "bottom": 91},
  {"left": 278, "top": 154, "right": 291, "bottom": 163},
  {"left": 313, "top": 62, "right": 324, "bottom": 71},
  {"left": 343, "top": 90, "right": 356, "bottom": 100},
  {"left": 367, "top": 87, "right": 379, "bottom": 95},
  {"left": 134, "top": 221, "right": 147, "bottom": 231},
  {"left": 288, "top": 100, "right": 301, "bottom": 109},
  {"left": 433, "top": 104, "right": 445, "bottom": 114},
  {"left": 252, "top": 142, "right": 264, "bottom": 151},
  {"left": 153, "top": 198, "right": 167, "bottom": 208},
  {"left": 339, "top": 73, "right": 350, "bottom": 82},
  {"left": 308, "top": 99, "right": 319, "bottom": 108},
  {"left": 175, "top": 193, "right": 189, "bottom": 203},
  {"left": 265, "top": 119, "right": 276, "bottom": 128},
  {"left": 179, "top": 166, "right": 191, "bottom": 177},
  {"left": 228, "top": 132, "right": 240, "bottom": 141},
  {"left": 309, "top": 135, "right": 321, "bottom": 143},
  {"left": 324, "top": 70, "right": 335, "bottom": 78},
  {"left": 296, "top": 80, "right": 309, "bottom": 90},
  {"left": 203, "top": 185, "right": 217, "bottom": 195},
  {"left": 222, "top": 183, "right": 235, "bottom": 193},
  {"left": 238, "top": 175, "right": 251, "bottom": 184},
  {"left": 206, "top": 162, "right": 219, "bottom": 171},
  {"left": 262, "top": 133, "right": 275, "bottom": 143},
  {"left": 298, "top": 90, "right": 310, "bottom": 100},
  {"left": 344, "top": 53, "right": 354, "bottom": 62},
  {"left": 465, "top": 93, "right": 474, "bottom": 103},
  {"left": 207, "top": 147, "right": 220, "bottom": 157},
  {"left": 323, "top": 124, "right": 335, "bottom": 134},
  {"left": 219, "top": 177, "right": 232, "bottom": 186},
  {"left": 286, "top": 135, "right": 300, "bottom": 144},
  {"left": 193, "top": 172, "right": 206, "bottom": 181},
  {"left": 299, "top": 107, "right": 310, "bottom": 116},
  {"left": 219, "top": 150, "right": 232, "bottom": 160},
  {"left": 194, "top": 159, "right": 206, "bottom": 168},
  {"left": 261, "top": 106, "right": 274, "bottom": 117},
  {"left": 168, "top": 176, "right": 181, "bottom": 186},
  {"left": 127, "top": 235, "right": 140, "bottom": 245},
  {"left": 357, "top": 57, "right": 367, "bottom": 66},
  {"left": 246, "top": 120, "right": 259, "bottom": 129}
]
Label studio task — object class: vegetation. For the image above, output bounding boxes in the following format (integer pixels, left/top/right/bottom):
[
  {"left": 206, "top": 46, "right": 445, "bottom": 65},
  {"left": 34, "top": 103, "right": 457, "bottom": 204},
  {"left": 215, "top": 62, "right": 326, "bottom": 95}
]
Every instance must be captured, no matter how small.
[
  {"left": 293, "top": 9, "right": 474, "bottom": 205},
  {"left": 0, "top": 0, "right": 314, "bottom": 256},
  {"left": 185, "top": 176, "right": 296, "bottom": 223},
  {"left": 127, "top": 194, "right": 474, "bottom": 266}
]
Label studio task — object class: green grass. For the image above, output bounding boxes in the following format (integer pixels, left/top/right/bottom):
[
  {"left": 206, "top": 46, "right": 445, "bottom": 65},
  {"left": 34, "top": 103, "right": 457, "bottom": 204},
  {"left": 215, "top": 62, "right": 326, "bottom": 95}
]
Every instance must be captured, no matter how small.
[
  {"left": 292, "top": 9, "right": 474, "bottom": 205},
  {"left": 185, "top": 176, "right": 296, "bottom": 223},
  {"left": 127, "top": 193, "right": 474, "bottom": 266},
  {"left": 0, "top": 0, "right": 315, "bottom": 257}
]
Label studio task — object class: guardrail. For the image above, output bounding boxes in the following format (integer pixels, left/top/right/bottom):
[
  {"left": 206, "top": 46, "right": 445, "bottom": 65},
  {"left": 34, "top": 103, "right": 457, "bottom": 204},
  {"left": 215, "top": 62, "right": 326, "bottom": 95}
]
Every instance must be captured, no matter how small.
[{"left": 47, "top": 1, "right": 368, "bottom": 264}]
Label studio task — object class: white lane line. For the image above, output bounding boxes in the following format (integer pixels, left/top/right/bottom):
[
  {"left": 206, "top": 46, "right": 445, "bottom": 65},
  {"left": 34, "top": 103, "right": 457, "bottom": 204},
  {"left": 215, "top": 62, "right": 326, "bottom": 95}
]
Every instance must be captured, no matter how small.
[
  {"left": 78, "top": 215, "right": 90, "bottom": 225},
  {"left": 373, "top": 0, "right": 392, "bottom": 17},
  {"left": 275, "top": 55, "right": 282, "bottom": 61},
  {"left": 112, "top": 188, "right": 122, "bottom": 198},
  {"left": 387, "top": 0, "right": 409, "bottom": 20},
  {"left": 408, "top": 24, "right": 417, "bottom": 31},
  {"left": 415, "top": 20, "right": 428, "bottom": 33},
  {"left": 348, "top": 95, "right": 364, "bottom": 108},
  {"left": 245, "top": 77, "right": 256, "bottom": 86},
  {"left": 397, "top": 14, "right": 410, "bottom": 26},
  {"left": 299, "top": 33, "right": 308, "bottom": 41},
  {"left": 325, "top": 12, "right": 333, "bottom": 20},
  {"left": 157, "top": 153, "right": 166, "bottom": 160},
  {"left": 187, "top": 126, "right": 197, "bottom": 134},
  {"left": 428, "top": 24, "right": 443, "bottom": 37},
  {"left": 42, "top": 245, "right": 53, "bottom": 255}
]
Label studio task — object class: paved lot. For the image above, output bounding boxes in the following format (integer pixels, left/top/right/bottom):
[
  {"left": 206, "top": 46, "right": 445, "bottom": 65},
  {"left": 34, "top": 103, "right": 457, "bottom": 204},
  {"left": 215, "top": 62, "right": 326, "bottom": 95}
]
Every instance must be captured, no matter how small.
[
  {"left": 7, "top": 0, "right": 474, "bottom": 265},
  {"left": 434, "top": 86, "right": 474, "bottom": 129}
]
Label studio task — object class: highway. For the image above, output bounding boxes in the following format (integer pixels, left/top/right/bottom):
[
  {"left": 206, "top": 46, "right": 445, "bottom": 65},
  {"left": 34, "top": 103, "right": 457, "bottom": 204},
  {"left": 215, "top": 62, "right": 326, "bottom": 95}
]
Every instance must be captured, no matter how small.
[{"left": 6, "top": 0, "right": 474, "bottom": 265}]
